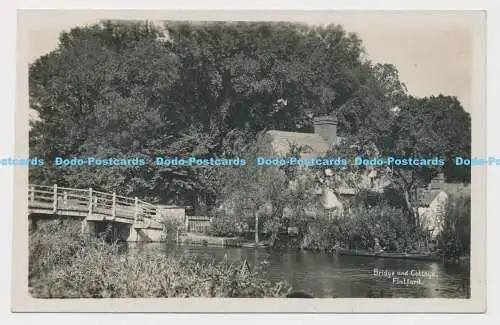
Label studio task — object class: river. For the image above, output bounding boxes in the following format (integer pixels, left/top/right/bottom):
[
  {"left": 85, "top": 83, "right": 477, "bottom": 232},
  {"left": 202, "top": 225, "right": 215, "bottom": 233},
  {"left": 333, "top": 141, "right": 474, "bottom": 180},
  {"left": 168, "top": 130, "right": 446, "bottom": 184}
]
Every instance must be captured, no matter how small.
[{"left": 129, "top": 243, "right": 470, "bottom": 298}]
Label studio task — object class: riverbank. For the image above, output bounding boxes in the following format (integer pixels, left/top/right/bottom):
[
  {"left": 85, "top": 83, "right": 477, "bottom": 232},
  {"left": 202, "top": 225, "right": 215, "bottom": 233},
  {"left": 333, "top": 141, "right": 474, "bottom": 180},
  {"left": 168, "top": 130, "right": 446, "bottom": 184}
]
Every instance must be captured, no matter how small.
[
  {"left": 179, "top": 233, "right": 243, "bottom": 247},
  {"left": 178, "top": 232, "right": 468, "bottom": 266},
  {"left": 29, "top": 222, "right": 291, "bottom": 298},
  {"left": 179, "top": 233, "right": 272, "bottom": 248},
  {"left": 152, "top": 241, "right": 471, "bottom": 298}
]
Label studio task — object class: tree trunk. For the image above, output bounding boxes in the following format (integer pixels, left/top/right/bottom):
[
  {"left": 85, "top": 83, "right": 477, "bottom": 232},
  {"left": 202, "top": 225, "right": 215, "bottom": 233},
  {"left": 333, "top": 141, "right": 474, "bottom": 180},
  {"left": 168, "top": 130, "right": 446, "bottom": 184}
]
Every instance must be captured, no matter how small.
[{"left": 402, "top": 188, "right": 416, "bottom": 227}]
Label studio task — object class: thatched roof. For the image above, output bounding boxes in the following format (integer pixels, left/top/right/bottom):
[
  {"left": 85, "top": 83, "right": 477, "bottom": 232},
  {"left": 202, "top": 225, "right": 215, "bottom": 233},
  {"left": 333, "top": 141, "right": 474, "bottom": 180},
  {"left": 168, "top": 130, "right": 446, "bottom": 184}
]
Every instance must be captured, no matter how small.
[
  {"left": 262, "top": 129, "right": 359, "bottom": 201},
  {"left": 437, "top": 182, "right": 471, "bottom": 195},
  {"left": 416, "top": 189, "right": 446, "bottom": 207},
  {"left": 264, "top": 130, "right": 337, "bottom": 158}
]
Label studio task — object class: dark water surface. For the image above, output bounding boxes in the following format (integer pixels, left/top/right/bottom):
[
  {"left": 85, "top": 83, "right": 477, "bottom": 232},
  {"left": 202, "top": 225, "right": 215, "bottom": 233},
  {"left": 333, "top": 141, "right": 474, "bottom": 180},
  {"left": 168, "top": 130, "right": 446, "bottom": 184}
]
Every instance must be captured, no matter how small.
[{"left": 128, "top": 243, "right": 470, "bottom": 298}]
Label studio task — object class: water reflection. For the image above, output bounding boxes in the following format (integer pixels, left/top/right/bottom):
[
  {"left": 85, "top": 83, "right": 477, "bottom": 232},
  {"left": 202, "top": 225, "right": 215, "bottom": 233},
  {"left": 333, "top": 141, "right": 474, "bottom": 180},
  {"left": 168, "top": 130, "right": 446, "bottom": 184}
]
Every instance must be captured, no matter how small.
[{"left": 127, "top": 242, "right": 469, "bottom": 298}]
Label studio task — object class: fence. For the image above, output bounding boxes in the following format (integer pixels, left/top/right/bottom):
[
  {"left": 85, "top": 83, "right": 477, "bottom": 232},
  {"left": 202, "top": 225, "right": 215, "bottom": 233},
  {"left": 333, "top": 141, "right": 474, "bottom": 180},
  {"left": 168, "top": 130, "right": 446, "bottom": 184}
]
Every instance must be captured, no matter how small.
[
  {"left": 29, "top": 184, "right": 217, "bottom": 233},
  {"left": 185, "top": 216, "right": 212, "bottom": 233},
  {"left": 28, "top": 184, "right": 160, "bottom": 223}
]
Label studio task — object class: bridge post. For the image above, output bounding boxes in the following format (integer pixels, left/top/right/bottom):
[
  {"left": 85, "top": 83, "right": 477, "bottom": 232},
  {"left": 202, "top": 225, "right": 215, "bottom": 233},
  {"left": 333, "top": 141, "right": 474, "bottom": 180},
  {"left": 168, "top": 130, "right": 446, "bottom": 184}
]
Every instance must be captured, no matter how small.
[
  {"left": 112, "top": 192, "right": 116, "bottom": 219},
  {"left": 88, "top": 188, "right": 93, "bottom": 215},
  {"left": 52, "top": 184, "right": 58, "bottom": 213},
  {"left": 134, "top": 197, "right": 139, "bottom": 223},
  {"left": 63, "top": 191, "right": 68, "bottom": 206},
  {"left": 29, "top": 185, "right": 34, "bottom": 203},
  {"left": 82, "top": 187, "right": 93, "bottom": 234}
]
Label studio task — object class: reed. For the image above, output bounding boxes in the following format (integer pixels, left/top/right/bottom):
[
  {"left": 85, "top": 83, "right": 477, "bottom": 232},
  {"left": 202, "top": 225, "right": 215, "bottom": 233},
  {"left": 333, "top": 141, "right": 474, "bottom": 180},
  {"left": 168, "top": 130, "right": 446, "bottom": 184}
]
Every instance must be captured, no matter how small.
[{"left": 29, "top": 221, "right": 291, "bottom": 298}]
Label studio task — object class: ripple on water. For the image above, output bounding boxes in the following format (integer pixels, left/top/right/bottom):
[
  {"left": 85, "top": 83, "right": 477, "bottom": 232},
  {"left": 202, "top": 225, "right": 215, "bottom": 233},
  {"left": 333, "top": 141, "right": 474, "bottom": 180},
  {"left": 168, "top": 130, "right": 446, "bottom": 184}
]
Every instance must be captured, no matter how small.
[{"left": 128, "top": 243, "right": 470, "bottom": 298}]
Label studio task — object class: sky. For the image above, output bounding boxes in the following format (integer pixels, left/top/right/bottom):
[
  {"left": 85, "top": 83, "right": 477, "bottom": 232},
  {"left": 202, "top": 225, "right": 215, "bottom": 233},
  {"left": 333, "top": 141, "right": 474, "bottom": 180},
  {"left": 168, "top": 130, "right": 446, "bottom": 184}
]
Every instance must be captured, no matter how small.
[{"left": 26, "top": 13, "right": 475, "bottom": 115}]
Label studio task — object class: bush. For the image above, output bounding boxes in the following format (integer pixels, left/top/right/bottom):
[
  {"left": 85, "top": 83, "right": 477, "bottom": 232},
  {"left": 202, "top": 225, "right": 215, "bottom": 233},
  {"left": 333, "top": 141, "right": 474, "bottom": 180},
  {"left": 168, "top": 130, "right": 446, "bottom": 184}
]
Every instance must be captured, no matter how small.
[
  {"left": 29, "top": 220, "right": 85, "bottom": 283},
  {"left": 161, "top": 218, "right": 185, "bottom": 240},
  {"left": 299, "top": 219, "right": 339, "bottom": 252},
  {"left": 29, "top": 222, "right": 290, "bottom": 298},
  {"left": 341, "top": 204, "right": 425, "bottom": 252},
  {"left": 436, "top": 192, "right": 471, "bottom": 261},
  {"left": 207, "top": 211, "right": 240, "bottom": 237},
  {"left": 299, "top": 204, "right": 426, "bottom": 253}
]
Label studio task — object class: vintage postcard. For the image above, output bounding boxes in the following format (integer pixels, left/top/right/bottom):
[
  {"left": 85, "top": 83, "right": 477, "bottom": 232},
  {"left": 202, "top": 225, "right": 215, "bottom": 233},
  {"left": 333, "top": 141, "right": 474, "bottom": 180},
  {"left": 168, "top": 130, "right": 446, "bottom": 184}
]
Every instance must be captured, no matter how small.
[{"left": 11, "top": 9, "right": 486, "bottom": 312}]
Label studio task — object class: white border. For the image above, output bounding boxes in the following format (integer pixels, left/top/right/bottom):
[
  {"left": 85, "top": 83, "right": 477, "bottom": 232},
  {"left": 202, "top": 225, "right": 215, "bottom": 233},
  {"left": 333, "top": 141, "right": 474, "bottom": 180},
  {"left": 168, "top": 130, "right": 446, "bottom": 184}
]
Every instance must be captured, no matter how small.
[{"left": 1, "top": 0, "right": 498, "bottom": 324}]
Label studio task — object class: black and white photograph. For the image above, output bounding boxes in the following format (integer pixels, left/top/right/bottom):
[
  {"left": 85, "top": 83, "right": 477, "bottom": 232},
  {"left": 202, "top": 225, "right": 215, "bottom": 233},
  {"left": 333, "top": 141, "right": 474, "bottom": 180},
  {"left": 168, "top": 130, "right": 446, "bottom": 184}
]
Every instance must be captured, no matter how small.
[{"left": 10, "top": 9, "right": 486, "bottom": 313}]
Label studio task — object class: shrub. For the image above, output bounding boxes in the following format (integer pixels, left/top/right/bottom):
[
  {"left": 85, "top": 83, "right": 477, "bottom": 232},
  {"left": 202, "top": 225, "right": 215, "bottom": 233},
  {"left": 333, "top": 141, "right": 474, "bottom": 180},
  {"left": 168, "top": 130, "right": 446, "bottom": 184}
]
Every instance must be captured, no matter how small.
[
  {"left": 299, "top": 204, "right": 426, "bottom": 253},
  {"left": 161, "top": 218, "right": 185, "bottom": 241},
  {"left": 299, "top": 219, "right": 339, "bottom": 252},
  {"left": 29, "top": 223, "right": 291, "bottom": 298},
  {"left": 436, "top": 192, "right": 471, "bottom": 261},
  {"left": 207, "top": 211, "right": 239, "bottom": 237}
]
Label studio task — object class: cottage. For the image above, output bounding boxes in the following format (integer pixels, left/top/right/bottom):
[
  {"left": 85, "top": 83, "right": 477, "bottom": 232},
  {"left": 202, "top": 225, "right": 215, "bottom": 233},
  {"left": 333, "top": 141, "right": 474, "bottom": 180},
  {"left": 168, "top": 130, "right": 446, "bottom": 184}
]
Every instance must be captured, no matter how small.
[
  {"left": 217, "top": 112, "right": 392, "bottom": 236},
  {"left": 263, "top": 114, "right": 341, "bottom": 158},
  {"left": 261, "top": 113, "right": 360, "bottom": 216}
]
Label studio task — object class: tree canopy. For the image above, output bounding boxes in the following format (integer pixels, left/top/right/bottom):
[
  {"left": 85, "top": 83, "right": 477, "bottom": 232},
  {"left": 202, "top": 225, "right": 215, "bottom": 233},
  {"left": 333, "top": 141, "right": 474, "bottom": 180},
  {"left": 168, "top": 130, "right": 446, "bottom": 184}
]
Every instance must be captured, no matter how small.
[{"left": 29, "top": 20, "right": 471, "bottom": 209}]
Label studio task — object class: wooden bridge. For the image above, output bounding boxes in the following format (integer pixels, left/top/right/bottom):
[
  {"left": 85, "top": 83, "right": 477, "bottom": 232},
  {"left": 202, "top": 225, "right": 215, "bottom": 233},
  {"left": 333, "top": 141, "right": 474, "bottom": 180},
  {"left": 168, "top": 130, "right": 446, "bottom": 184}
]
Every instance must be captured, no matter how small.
[{"left": 28, "top": 184, "right": 166, "bottom": 241}]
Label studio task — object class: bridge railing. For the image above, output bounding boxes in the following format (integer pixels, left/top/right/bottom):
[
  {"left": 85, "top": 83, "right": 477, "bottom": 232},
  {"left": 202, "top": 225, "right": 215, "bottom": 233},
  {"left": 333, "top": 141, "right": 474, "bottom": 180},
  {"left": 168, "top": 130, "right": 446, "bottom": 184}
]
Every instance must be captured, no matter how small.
[{"left": 28, "top": 184, "right": 161, "bottom": 223}]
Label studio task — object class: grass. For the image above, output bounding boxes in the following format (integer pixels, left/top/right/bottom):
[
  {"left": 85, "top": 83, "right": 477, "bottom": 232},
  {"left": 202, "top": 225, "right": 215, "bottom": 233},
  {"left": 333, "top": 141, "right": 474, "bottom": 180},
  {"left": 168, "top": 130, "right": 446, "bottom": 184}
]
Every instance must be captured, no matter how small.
[{"left": 29, "top": 221, "right": 291, "bottom": 298}]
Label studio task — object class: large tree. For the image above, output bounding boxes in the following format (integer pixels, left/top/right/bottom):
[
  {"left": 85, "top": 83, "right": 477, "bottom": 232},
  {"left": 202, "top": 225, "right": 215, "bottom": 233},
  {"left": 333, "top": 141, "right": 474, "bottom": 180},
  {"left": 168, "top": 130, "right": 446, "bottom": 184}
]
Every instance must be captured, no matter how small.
[
  {"left": 321, "top": 94, "right": 471, "bottom": 227},
  {"left": 29, "top": 21, "right": 184, "bottom": 202},
  {"left": 400, "top": 95, "right": 471, "bottom": 183},
  {"left": 29, "top": 20, "right": 411, "bottom": 208}
]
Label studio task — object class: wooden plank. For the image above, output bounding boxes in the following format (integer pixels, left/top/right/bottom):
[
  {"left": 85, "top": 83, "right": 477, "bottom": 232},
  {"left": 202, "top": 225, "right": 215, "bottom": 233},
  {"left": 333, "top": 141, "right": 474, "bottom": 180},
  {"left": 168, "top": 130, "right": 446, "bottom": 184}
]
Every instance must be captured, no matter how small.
[
  {"left": 29, "top": 206, "right": 51, "bottom": 212},
  {"left": 29, "top": 202, "right": 52, "bottom": 209},
  {"left": 115, "top": 208, "right": 135, "bottom": 219},
  {"left": 59, "top": 204, "right": 88, "bottom": 212},
  {"left": 29, "top": 183, "right": 168, "bottom": 226},
  {"left": 54, "top": 210, "right": 88, "bottom": 218},
  {"left": 57, "top": 185, "right": 89, "bottom": 191},
  {"left": 86, "top": 213, "right": 106, "bottom": 221},
  {"left": 30, "top": 197, "right": 53, "bottom": 204},
  {"left": 115, "top": 194, "right": 136, "bottom": 203},
  {"left": 65, "top": 193, "right": 90, "bottom": 200}
]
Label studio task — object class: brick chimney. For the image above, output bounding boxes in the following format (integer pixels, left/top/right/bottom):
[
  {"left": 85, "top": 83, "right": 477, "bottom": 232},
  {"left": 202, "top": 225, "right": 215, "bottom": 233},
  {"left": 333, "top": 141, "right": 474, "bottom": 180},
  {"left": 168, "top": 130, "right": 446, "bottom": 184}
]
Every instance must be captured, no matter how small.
[{"left": 313, "top": 114, "right": 338, "bottom": 147}]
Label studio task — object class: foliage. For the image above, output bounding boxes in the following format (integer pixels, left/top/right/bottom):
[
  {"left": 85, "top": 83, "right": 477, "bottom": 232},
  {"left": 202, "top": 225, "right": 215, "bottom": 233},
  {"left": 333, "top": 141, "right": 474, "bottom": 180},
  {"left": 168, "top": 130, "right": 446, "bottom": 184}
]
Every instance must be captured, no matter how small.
[
  {"left": 207, "top": 210, "right": 240, "bottom": 237},
  {"left": 164, "top": 21, "right": 369, "bottom": 134},
  {"left": 29, "top": 222, "right": 291, "bottom": 298},
  {"left": 161, "top": 218, "right": 186, "bottom": 240},
  {"left": 382, "top": 95, "right": 471, "bottom": 221},
  {"left": 28, "top": 20, "right": 471, "bottom": 260},
  {"left": 300, "top": 204, "right": 427, "bottom": 253},
  {"left": 215, "top": 135, "right": 323, "bottom": 244},
  {"left": 299, "top": 218, "right": 340, "bottom": 252},
  {"left": 29, "top": 220, "right": 85, "bottom": 281},
  {"left": 29, "top": 21, "right": 183, "bottom": 203},
  {"left": 345, "top": 204, "right": 426, "bottom": 252},
  {"left": 311, "top": 94, "right": 471, "bottom": 227},
  {"left": 436, "top": 192, "right": 471, "bottom": 261},
  {"left": 29, "top": 20, "right": 418, "bottom": 210}
]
